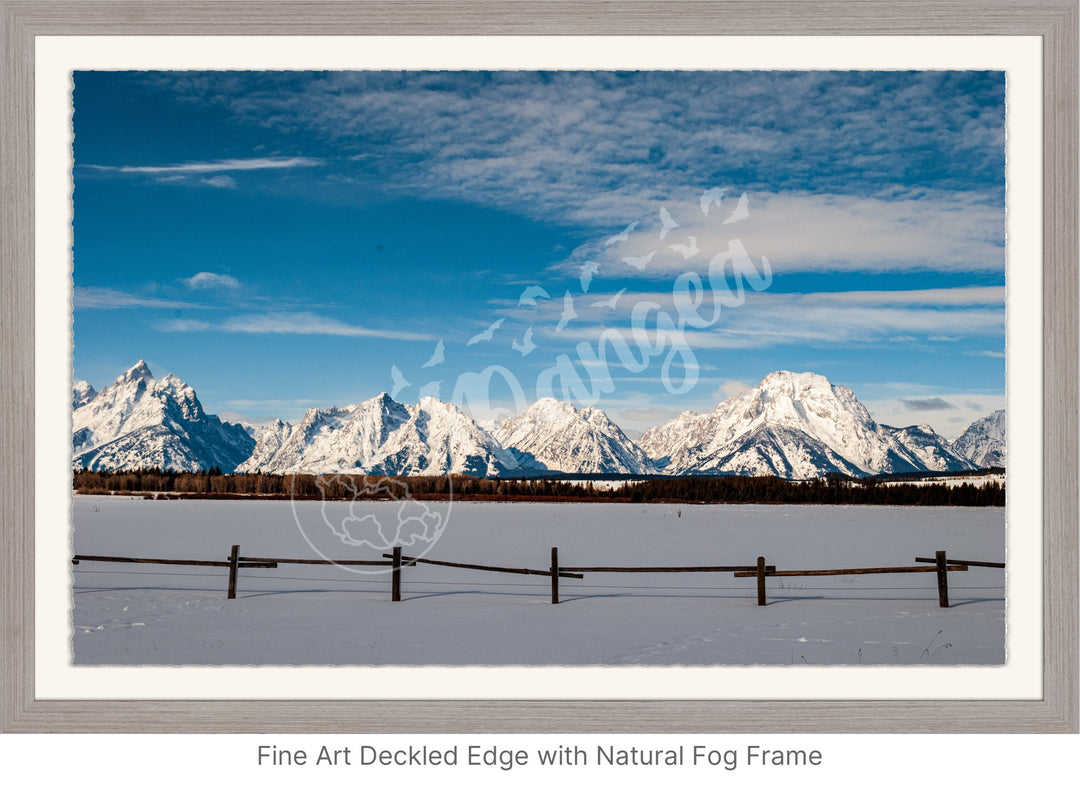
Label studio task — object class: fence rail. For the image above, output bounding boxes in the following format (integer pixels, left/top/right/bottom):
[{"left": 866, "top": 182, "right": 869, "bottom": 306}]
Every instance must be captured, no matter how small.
[
  {"left": 735, "top": 551, "right": 972, "bottom": 607},
  {"left": 72, "top": 546, "right": 1003, "bottom": 608},
  {"left": 71, "top": 554, "right": 277, "bottom": 569},
  {"left": 915, "top": 556, "right": 1006, "bottom": 569},
  {"left": 240, "top": 557, "right": 391, "bottom": 566},
  {"left": 382, "top": 552, "right": 584, "bottom": 579},
  {"left": 561, "top": 564, "right": 775, "bottom": 573}
]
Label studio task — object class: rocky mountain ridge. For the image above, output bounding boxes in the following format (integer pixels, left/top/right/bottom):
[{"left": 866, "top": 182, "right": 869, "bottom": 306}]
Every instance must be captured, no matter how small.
[{"left": 72, "top": 363, "right": 1004, "bottom": 479}]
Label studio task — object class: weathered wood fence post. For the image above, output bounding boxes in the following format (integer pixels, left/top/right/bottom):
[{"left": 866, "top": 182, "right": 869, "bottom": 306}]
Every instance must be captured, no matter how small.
[
  {"left": 756, "top": 556, "right": 767, "bottom": 606},
  {"left": 227, "top": 544, "right": 240, "bottom": 599},
  {"left": 392, "top": 546, "right": 402, "bottom": 602},
  {"left": 550, "top": 547, "right": 560, "bottom": 605},
  {"left": 935, "top": 550, "right": 949, "bottom": 608}
]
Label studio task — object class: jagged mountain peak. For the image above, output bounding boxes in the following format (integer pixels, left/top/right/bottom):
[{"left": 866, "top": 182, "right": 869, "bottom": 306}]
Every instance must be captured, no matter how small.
[
  {"left": 238, "top": 391, "right": 519, "bottom": 477},
  {"left": 642, "top": 370, "right": 973, "bottom": 479},
  {"left": 72, "top": 380, "right": 97, "bottom": 409},
  {"left": 494, "top": 398, "right": 656, "bottom": 475},
  {"left": 758, "top": 369, "right": 834, "bottom": 392},
  {"left": 119, "top": 359, "right": 154, "bottom": 384},
  {"left": 72, "top": 361, "right": 254, "bottom": 473},
  {"left": 369, "top": 391, "right": 397, "bottom": 405},
  {"left": 73, "top": 363, "right": 1000, "bottom": 480},
  {"left": 750, "top": 371, "right": 859, "bottom": 409},
  {"left": 952, "top": 409, "right": 1006, "bottom": 468}
]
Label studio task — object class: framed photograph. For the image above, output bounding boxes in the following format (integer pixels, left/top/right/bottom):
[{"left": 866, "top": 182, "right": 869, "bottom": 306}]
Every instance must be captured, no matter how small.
[{"left": 2, "top": 1, "right": 1076, "bottom": 733}]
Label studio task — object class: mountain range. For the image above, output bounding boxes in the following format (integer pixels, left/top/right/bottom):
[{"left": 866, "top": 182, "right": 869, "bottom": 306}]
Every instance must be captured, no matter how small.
[
  {"left": 72, "top": 361, "right": 255, "bottom": 473},
  {"left": 234, "top": 393, "right": 519, "bottom": 477},
  {"left": 71, "top": 361, "right": 1005, "bottom": 479},
  {"left": 639, "top": 371, "right": 977, "bottom": 478}
]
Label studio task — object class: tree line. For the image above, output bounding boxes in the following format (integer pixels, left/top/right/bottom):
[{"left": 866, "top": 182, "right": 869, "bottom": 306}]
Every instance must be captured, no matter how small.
[{"left": 72, "top": 468, "right": 1005, "bottom": 507}]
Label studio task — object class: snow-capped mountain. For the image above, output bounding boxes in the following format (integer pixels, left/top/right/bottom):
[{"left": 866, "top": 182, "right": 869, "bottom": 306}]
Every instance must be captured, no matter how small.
[
  {"left": 237, "top": 393, "right": 521, "bottom": 477},
  {"left": 234, "top": 419, "right": 295, "bottom": 471},
  {"left": 951, "top": 409, "right": 1006, "bottom": 468},
  {"left": 640, "top": 371, "right": 974, "bottom": 479},
  {"left": 73, "top": 363, "right": 998, "bottom": 481},
  {"left": 378, "top": 397, "right": 521, "bottom": 476},
  {"left": 494, "top": 397, "right": 657, "bottom": 475},
  {"left": 72, "top": 380, "right": 97, "bottom": 409},
  {"left": 884, "top": 424, "right": 976, "bottom": 473},
  {"left": 72, "top": 361, "right": 255, "bottom": 472}
]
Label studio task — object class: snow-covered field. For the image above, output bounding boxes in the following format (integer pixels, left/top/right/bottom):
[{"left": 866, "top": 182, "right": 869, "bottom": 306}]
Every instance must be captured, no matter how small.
[
  {"left": 881, "top": 472, "right": 1005, "bottom": 488},
  {"left": 71, "top": 496, "right": 1006, "bottom": 666}
]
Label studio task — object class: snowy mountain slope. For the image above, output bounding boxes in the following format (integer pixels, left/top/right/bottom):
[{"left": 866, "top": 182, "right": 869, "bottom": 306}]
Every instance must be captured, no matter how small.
[
  {"left": 885, "top": 424, "right": 975, "bottom": 473},
  {"left": 641, "top": 371, "right": 973, "bottom": 479},
  {"left": 233, "top": 419, "right": 295, "bottom": 472},
  {"left": 676, "top": 422, "right": 868, "bottom": 479},
  {"left": 237, "top": 393, "right": 521, "bottom": 477},
  {"left": 73, "top": 380, "right": 97, "bottom": 409},
  {"left": 73, "top": 363, "right": 998, "bottom": 480},
  {"left": 623, "top": 409, "right": 709, "bottom": 473},
  {"left": 374, "top": 397, "right": 521, "bottom": 476},
  {"left": 494, "top": 398, "right": 657, "bottom": 475},
  {"left": 72, "top": 361, "right": 255, "bottom": 472},
  {"left": 951, "top": 409, "right": 1006, "bottom": 467},
  {"left": 236, "top": 393, "right": 411, "bottom": 475}
]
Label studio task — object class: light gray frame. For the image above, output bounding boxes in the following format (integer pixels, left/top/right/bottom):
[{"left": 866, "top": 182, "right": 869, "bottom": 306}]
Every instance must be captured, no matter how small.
[{"left": 1, "top": 0, "right": 1075, "bottom": 733}]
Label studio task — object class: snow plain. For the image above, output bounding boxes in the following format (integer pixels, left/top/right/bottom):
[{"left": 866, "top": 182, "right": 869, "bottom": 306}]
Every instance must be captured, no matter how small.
[{"left": 71, "top": 496, "right": 1006, "bottom": 666}]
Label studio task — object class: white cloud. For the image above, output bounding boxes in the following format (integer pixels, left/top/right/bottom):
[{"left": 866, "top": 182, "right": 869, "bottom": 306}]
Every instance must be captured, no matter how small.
[
  {"left": 521, "top": 286, "right": 1005, "bottom": 351},
  {"left": 73, "top": 286, "right": 201, "bottom": 310},
  {"left": 570, "top": 190, "right": 1005, "bottom": 278},
  {"left": 794, "top": 287, "right": 1004, "bottom": 306},
  {"left": 712, "top": 380, "right": 752, "bottom": 402},
  {"left": 159, "top": 311, "right": 433, "bottom": 341},
  {"left": 201, "top": 175, "right": 237, "bottom": 189},
  {"left": 165, "top": 71, "right": 1003, "bottom": 231},
  {"left": 88, "top": 156, "right": 322, "bottom": 175},
  {"left": 182, "top": 272, "right": 242, "bottom": 290}
]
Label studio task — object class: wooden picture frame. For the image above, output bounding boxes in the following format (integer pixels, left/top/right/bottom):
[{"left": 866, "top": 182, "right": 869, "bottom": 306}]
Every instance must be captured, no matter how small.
[{"left": 2, "top": 1, "right": 1076, "bottom": 733}]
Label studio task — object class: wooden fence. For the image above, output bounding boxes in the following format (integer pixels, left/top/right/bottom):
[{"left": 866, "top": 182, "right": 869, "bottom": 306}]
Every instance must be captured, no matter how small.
[{"left": 72, "top": 545, "right": 1003, "bottom": 608}]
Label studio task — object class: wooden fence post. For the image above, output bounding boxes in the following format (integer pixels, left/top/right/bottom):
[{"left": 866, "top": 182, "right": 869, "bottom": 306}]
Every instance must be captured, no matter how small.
[
  {"left": 392, "top": 546, "right": 402, "bottom": 602},
  {"left": 227, "top": 544, "right": 240, "bottom": 599},
  {"left": 550, "top": 547, "right": 560, "bottom": 605},
  {"left": 935, "top": 550, "right": 949, "bottom": 608},
  {"left": 756, "top": 556, "right": 767, "bottom": 606}
]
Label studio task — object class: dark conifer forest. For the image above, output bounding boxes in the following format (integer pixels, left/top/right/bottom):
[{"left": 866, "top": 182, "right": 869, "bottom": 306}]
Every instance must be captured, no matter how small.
[{"left": 73, "top": 468, "right": 1005, "bottom": 507}]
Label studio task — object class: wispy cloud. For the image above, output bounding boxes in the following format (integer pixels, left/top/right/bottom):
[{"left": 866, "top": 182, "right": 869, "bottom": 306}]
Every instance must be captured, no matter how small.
[
  {"left": 564, "top": 191, "right": 1005, "bottom": 278},
  {"left": 712, "top": 380, "right": 753, "bottom": 401},
  {"left": 150, "top": 71, "right": 1005, "bottom": 228},
  {"left": 793, "top": 287, "right": 1005, "bottom": 306},
  {"left": 158, "top": 311, "right": 433, "bottom": 341},
  {"left": 201, "top": 175, "right": 237, "bottom": 189},
  {"left": 74, "top": 286, "right": 202, "bottom": 310},
  {"left": 222, "top": 398, "right": 324, "bottom": 411},
  {"left": 182, "top": 272, "right": 242, "bottom": 290},
  {"left": 86, "top": 156, "right": 323, "bottom": 175},
  {"left": 526, "top": 286, "right": 1005, "bottom": 351}
]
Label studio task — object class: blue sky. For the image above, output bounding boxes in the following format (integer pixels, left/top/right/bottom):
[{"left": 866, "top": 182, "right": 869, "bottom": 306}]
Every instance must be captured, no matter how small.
[{"left": 72, "top": 70, "right": 1006, "bottom": 438}]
